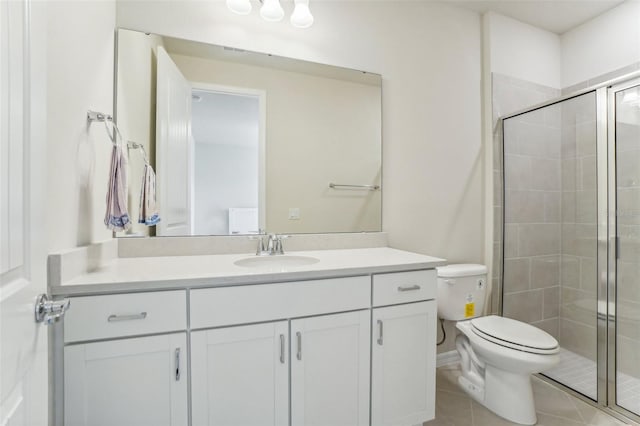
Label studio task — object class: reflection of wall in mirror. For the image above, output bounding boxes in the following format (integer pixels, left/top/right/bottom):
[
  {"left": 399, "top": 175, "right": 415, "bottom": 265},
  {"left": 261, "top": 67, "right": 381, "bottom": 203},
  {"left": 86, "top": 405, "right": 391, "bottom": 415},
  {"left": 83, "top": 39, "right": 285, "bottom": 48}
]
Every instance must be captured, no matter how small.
[
  {"left": 116, "top": 30, "right": 164, "bottom": 236},
  {"left": 172, "top": 54, "right": 382, "bottom": 234}
]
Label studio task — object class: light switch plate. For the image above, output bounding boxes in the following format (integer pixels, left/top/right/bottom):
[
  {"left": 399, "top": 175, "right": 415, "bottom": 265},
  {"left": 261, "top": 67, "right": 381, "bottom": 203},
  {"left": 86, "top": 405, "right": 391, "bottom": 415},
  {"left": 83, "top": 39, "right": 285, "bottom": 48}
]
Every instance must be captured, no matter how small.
[{"left": 288, "top": 208, "right": 300, "bottom": 220}]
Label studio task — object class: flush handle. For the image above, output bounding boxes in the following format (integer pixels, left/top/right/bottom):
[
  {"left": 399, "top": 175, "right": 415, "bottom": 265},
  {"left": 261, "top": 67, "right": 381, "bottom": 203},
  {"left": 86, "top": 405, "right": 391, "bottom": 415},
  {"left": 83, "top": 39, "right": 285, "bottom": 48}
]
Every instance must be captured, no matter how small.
[{"left": 377, "top": 320, "right": 383, "bottom": 345}]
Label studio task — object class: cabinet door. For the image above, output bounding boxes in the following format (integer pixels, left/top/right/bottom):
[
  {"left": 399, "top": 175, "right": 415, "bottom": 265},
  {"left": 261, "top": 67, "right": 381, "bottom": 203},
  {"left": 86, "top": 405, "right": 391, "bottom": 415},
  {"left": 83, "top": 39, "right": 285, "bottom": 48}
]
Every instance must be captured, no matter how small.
[
  {"left": 291, "top": 310, "right": 370, "bottom": 426},
  {"left": 64, "top": 333, "right": 188, "bottom": 426},
  {"left": 191, "top": 321, "right": 289, "bottom": 426},
  {"left": 371, "top": 301, "right": 436, "bottom": 426}
]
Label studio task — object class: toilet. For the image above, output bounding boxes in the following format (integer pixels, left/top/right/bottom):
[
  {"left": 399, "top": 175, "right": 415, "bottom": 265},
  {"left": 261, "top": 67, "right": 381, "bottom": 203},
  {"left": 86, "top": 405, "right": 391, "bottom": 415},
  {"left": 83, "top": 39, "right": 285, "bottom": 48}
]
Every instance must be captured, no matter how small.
[{"left": 437, "top": 264, "right": 560, "bottom": 425}]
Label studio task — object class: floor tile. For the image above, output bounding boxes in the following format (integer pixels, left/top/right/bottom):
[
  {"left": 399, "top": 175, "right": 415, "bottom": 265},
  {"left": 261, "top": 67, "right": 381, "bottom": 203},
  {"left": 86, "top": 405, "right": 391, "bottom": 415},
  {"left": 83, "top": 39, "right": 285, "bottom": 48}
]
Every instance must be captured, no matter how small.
[{"left": 426, "top": 363, "right": 631, "bottom": 426}]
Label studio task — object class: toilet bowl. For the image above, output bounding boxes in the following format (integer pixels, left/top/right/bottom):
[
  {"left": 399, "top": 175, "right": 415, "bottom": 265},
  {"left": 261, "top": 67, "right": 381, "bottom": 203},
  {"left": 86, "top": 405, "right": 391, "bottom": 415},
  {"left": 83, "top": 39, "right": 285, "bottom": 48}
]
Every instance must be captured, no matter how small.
[{"left": 437, "top": 264, "right": 560, "bottom": 425}]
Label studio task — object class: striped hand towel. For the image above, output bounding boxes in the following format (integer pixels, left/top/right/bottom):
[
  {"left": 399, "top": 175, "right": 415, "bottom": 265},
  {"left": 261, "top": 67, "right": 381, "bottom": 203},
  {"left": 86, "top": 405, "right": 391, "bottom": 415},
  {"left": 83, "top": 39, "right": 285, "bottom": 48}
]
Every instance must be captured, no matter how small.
[
  {"left": 104, "top": 144, "right": 132, "bottom": 232},
  {"left": 138, "top": 163, "right": 160, "bottom": 226}
]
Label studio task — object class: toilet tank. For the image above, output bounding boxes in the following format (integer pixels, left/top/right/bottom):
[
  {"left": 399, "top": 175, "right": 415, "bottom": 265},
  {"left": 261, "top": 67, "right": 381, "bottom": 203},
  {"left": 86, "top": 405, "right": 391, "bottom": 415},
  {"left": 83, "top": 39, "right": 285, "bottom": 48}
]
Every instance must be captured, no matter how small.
[{"left": 437, "top": 264, "right": 488, "bottom": 321}]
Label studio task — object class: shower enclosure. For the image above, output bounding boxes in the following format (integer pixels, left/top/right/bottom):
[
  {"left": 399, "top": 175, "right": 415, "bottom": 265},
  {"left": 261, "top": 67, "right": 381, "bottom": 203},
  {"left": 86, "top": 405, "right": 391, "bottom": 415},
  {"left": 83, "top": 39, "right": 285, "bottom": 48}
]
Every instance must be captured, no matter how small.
[{"left": 501, "top": 72, "right": 640, "bottom": 421}]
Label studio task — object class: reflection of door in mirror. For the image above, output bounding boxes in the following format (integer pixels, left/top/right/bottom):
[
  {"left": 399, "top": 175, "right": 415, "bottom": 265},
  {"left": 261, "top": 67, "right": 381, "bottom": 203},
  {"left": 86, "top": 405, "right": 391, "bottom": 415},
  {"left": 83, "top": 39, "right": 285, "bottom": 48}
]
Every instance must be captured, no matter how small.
[
  {"left": 156, "top": 47, "right": 193, "bottom": 236},
  {"left": 191, "top": 86, "right": 265, "bottom": 235}
]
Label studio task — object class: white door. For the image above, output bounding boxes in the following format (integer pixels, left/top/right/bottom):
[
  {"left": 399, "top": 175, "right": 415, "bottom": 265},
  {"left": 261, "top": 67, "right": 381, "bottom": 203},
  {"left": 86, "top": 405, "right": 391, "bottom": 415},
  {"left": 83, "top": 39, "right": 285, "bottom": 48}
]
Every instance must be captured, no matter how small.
[
  {"left": 191, "top": 321, "right": 289, "bottom": 426},
  {"left": 64, "top": 333, "right": 188, "bottom": 426},
  {"left": 371, "top": 301, "right": 437, "bottom": 426},
  {"left": 291, "top": 310, "right": 370, "bottom": 426},
  {"left": 156, "top": 46, "right": 193, "bottom": 236},
  {"left": 0, "top": 1, "right": 49, "bottom": 425}
]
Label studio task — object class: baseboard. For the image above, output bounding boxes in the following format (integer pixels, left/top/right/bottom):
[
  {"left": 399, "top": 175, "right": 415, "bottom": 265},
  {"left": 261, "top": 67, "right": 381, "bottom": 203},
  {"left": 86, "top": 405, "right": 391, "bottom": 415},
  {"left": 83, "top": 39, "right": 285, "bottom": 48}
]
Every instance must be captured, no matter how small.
[{"left": 436, "top": 350, "right": 460, "bottom": 367}]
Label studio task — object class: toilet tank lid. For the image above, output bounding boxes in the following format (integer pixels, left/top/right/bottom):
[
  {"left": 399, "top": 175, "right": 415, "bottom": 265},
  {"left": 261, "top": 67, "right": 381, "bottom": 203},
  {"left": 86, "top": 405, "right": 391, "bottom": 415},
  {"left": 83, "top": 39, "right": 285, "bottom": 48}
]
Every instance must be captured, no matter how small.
[{"left": 437, "top": 264, "right": 487, "bottom": 278}]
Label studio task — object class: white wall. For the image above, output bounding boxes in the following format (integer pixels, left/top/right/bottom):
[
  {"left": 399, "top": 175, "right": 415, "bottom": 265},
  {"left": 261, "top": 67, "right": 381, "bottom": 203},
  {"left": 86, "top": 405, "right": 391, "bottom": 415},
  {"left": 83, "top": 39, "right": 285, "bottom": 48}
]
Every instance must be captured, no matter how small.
[
  {"left": 46, "top": 1, "right": 116, "bottom": 253},
  {"left": 485, "top": 11, "right": 562, "bottom": 89},
  {"left": 561, "top": 0, "right": 640, "bottom": 88},
  {"left": 117, "top": 0, "right": 484, "bottom": 262}
]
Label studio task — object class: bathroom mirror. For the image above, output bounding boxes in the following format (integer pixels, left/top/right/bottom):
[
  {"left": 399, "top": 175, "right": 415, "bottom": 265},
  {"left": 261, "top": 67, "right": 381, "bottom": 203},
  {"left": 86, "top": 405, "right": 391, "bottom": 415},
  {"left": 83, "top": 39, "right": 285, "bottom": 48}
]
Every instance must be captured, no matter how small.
[{"left": 115, "top": 28, "right": 382, "bottom": 237}]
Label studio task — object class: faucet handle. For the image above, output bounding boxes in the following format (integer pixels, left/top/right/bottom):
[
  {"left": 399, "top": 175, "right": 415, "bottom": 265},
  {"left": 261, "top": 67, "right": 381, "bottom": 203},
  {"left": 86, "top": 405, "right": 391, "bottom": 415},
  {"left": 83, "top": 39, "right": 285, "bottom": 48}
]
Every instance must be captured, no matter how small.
[
  {"left": 274, "top": 235, "right": 290, "bottom": 255},
  {"left": 249, "top": 234, "right": 267, "bottom": 255}
]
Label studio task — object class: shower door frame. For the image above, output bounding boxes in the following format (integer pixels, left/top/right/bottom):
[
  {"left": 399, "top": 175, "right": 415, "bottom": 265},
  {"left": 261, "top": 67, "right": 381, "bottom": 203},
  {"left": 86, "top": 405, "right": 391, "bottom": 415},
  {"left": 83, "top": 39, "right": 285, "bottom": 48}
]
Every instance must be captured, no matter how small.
[
  {"left": 607, "top": 76, "right": 640, "bottom": 423},
  {"left": 499, "top": 70, "right": 640, "bottom": 424}
]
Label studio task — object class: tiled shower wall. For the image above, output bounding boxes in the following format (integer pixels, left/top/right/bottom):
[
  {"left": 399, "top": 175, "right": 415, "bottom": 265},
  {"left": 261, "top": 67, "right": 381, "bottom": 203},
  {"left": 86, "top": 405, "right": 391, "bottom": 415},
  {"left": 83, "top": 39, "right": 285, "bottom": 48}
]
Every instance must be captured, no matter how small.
[
  {"left": 557, "top": 93, "right": 598, "bottom": 362},
  {"left": 500, "top": 98, "right": 563, "bottom": 339},
  {"left": 499, "top": 87, "right": 599, "bottom": 357},
  {"left": 491, "top": 73, "right": 560, "bottom": 327}
]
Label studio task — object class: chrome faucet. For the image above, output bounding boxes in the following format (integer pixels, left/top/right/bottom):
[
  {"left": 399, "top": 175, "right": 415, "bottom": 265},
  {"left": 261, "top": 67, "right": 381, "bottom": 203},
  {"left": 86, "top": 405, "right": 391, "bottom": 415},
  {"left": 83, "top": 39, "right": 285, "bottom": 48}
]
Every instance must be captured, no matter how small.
[{"left": 252, "top": 234, "right": 289, "bottom": 256}]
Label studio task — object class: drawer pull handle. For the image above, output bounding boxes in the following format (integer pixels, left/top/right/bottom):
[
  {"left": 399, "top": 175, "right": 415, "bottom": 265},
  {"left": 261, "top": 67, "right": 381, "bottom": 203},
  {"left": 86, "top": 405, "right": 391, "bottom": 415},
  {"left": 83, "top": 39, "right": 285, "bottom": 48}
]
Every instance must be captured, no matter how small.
[
  {"left": 279, "top": 334, "right": 285, "bottom": 364},
  {"left": 175, "top": 348, "right": 181, "bottom": 381},
  {"left": 397, "top": 285, "right": 421, "bottom": 292},
  {"left": 107, "top": 312, "right": 147, "bottom": 322},
  {"left": 296, "top": 332, "right": 302, "bottom": 361},
  {"left": 377, "top": 320, "right": 383, "bottom": 345}
]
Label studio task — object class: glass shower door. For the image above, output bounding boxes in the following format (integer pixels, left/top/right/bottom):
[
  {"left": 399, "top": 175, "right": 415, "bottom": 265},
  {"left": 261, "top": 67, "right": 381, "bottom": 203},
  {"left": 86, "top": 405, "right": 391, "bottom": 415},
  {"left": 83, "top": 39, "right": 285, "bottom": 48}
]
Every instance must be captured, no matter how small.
[
  {"left": 501, "top": 91, "right": 600, "bottom": 401},
  {"left": 613, "top": 80, "right": 640, "bottom": 418}
]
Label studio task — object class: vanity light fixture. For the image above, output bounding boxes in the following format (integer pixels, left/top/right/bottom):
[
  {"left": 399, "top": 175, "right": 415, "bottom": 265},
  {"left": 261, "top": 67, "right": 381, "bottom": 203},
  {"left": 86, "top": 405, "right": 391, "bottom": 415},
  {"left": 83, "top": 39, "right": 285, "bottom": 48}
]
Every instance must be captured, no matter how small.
[
  {"left": 290, "top": 0, "right": 314, "bottom": 28},
  {"left": 226, "top": 0, "right": 314, "bottom": 28},
  {"left": 226, "top": 0, "right": 252, "bottom": 15},
  {"left": 260, "top": 0, "right": 285, "bottom": 21}
]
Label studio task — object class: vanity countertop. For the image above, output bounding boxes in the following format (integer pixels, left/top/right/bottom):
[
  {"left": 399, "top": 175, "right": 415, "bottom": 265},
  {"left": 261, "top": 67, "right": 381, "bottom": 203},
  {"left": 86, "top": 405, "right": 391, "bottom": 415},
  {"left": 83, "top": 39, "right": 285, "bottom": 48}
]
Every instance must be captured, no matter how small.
[{"left": 50, "top": 247, "right": 446, "bottom": 296}]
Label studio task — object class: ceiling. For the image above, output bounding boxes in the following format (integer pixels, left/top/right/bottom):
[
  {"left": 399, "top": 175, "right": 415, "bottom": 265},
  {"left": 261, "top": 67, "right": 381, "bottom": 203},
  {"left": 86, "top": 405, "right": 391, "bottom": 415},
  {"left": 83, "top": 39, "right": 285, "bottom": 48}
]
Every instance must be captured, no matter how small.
[{"left": 444, "top": 0, "right": 625, "bottom": 34}]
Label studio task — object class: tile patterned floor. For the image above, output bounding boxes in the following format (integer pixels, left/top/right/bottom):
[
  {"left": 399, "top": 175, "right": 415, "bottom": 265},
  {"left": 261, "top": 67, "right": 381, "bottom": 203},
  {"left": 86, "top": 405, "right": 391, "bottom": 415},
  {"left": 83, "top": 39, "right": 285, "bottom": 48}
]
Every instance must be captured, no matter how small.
[
  {"left": 545, "top": 348, "right": 598, "bottom": 400},
  {"left": 545, "top": 348, "right": 640, "bottom": 416},
  {"left": 426, "top": 363, "right": 633, "bottom": 426}
]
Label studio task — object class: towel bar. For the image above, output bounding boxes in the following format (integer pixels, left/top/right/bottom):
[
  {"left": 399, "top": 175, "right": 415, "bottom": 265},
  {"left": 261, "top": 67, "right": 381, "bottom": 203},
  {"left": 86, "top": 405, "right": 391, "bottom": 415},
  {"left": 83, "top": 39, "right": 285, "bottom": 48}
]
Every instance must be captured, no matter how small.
[{"left": 329, "top": 183, "right": 380, "bottom": 191}]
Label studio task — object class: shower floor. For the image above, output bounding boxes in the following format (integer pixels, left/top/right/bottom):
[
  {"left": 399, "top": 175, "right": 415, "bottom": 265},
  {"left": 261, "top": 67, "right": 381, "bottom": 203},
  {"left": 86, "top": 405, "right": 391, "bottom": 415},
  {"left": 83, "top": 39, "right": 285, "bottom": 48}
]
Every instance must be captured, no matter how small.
[{"left": 544, "top": 347, "right": 640, "bottom": 416}]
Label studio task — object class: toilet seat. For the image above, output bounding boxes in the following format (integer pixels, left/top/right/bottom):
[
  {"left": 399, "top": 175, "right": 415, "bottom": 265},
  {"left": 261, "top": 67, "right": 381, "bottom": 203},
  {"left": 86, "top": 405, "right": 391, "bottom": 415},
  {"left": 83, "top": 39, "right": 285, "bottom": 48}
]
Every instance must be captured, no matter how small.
[{"left": 470, "top": 316, "right": 559, "bottom": 355}]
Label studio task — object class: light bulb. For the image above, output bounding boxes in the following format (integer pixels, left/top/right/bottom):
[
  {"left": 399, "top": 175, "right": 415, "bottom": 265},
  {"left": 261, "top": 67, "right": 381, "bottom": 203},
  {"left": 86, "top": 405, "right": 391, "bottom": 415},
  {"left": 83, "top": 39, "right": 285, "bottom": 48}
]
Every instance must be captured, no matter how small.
[
  {"left": 290, "top": 0, "right": 313, "bottom": 28},
  {"left": 260, "top": 0, "right": 284, "bottom": 22},
  {"left": 227, "top": 0, "right": 252, "bottom": 15}
]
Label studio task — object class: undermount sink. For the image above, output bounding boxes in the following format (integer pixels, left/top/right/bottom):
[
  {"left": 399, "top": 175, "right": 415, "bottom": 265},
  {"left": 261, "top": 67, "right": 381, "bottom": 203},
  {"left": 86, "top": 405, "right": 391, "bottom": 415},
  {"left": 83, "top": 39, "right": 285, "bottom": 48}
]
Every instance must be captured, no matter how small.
[{"left": 234, "top": 255, "right": 320, "bottom": 269}]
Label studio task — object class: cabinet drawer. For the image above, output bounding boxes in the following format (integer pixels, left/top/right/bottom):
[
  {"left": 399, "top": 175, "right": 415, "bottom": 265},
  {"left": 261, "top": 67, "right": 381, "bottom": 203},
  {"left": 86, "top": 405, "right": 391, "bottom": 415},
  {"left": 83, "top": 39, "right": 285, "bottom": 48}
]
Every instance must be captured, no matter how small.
[
  {"left": 64, "top": 290, "right": 187, "bottom": 343},
  {"left": 190, "top": 276, "right": 370, "bottom": 329},
  {"left": 372, "top": 270, "right": 436, "bottom": 307}
]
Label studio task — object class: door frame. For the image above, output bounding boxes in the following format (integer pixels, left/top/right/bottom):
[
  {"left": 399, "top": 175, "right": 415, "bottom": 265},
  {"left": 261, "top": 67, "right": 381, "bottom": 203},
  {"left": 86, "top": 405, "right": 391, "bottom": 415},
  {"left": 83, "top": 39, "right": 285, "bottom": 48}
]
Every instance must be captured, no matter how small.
[{"left": 190, "top": 82, "right": 267, "bottom": 234}]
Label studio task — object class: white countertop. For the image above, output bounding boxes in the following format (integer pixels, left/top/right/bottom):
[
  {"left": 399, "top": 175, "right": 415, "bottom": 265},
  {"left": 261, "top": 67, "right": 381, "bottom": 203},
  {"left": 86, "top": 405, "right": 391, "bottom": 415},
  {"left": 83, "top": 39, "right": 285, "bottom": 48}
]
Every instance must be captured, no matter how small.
[{"left": 51, "top": 247, "right": 446, "bottom": 296}]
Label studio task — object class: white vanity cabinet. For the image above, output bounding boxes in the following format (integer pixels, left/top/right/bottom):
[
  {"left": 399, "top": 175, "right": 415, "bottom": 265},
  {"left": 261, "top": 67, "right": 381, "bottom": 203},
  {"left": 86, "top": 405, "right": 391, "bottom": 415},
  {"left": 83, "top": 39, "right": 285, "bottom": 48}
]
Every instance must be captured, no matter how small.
[
  {"left": 290, "top": 310, "right": 371, "bottom": 426},
  {"left": 189, "top": 277, "right": 372, "bottom": 426},
  {"left": 191, "top": 321, "right": 289, "bottom": 426},
  {"left": 58, "top": 265, "right": 439, "bottom": 426},
  {"left": 62, "top": 290, "right": 188, "bottom": 426},
  {"left": 371, "top": 271, "right": 438, "bottom": 426},
  {"left": 64, "top": 333, "right": 188, "bottom": 426},
  {"left": 190, "top": 310, "right": 371, "bottom": 426}
]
